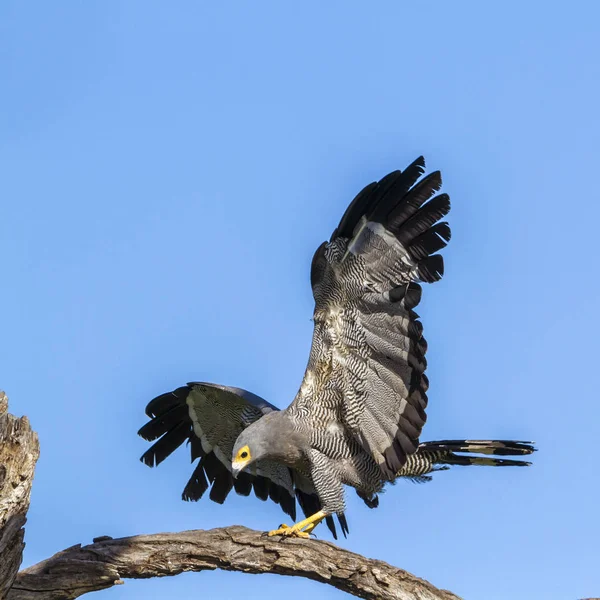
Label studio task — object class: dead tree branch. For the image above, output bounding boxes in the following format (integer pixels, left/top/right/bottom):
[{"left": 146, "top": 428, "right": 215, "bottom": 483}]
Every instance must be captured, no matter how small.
[
  {"left": 7, "top": 526, "right": 461, "bottom": 600},
  {"left": 0, "top": 392, "right": 40, "bottom": 599}
]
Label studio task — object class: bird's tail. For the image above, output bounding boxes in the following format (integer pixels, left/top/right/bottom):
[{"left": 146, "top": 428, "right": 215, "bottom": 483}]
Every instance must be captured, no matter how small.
[
  {"left": 418, "top": 439, "right": 536, "bottom": 468},
  {"left": 396, "top": 439, "right": 536, "bottom": 483}
]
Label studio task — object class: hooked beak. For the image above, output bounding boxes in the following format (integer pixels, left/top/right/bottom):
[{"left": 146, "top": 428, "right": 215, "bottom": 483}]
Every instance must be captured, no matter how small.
[{"left": 231, "top": 459, "right": 249, "bottom": 479}]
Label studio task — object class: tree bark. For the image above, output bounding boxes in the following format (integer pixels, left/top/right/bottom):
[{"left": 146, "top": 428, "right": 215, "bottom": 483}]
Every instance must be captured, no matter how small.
[
  {"left": 1, "top": 394, "right": 462, "bottom": 600},
  {"left": 0, "top": 392, "right": 40, "bottom": 600},
  {"left": 7, "top": 526, "right": 461, "bottom": 600}
]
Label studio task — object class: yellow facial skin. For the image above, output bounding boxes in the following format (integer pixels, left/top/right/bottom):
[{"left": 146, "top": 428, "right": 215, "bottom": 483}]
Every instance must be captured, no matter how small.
[{"left": 231, "top": 445, "right": 251, "bottom": 475}]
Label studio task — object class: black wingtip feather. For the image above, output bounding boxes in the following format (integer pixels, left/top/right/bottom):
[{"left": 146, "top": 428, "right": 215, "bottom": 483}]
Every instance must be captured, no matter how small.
[
  {"left": 408, "top": 320, "right": 424, "bottom": 338},
  {"left": 144, "top": 386, "right": 190, "bottom": 418},
  {"left": 201, "top": 451, "right": 220, "bottom": 482},
  {"left": 325, "top": 515, "right": 338, "bottom": 540},
  {"left": 386, "top": 170, "right": 443, "bottom": 230},
  {"left": 269, "top": 484, "right": 281, "bottom": 504},
  {"left": 366, "top": 170, "right": 404, "bottom": 222},
  {"left": 139, "top": 421, "right": 192, "bottom": 468},
  {"left": 209, "top": 469, "right": 234, "bottom": 504},
  {"left": 233, "top": 471, "right": 253, "bottom": 496},
  {"left": 417, "top": 254, "right": 445, "bottom": 282},
  {"left": 405, "top": 282, "right": 422, "bottom": 308},
  {"left": 137, "top": 404, "right": 190, "bottom": 441},
  {"left": 409, "top": 222, "right": 451, "bottom": 261},
  {"left": 390, "top": 156, "right": 426, "bottom": 202},
  {"left": 281, "top": 492, "right": 297, "bottom": 521},
  {"left": 333, "top": 181, "right": 378, "bottom": 240},
  {"left": 182, "top": 460, "right": 209, "bottom": 501},
  {"left": 389, "top": 282, "right": 422, "bottom": 308},
  {"left": 337, "top": 514, "right": 349, "bottom": 537},
  {"left": 396, "top": 194, "right": 451, "bottom": 247},
  {"left": 253, "top": 476, "right": 270, "bottom": 501}
]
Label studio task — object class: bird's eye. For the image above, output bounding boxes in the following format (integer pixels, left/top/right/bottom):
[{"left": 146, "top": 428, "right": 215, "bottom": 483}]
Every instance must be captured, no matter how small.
[{"left": 236, "top": 445, "right": 251, "bottom": 462}]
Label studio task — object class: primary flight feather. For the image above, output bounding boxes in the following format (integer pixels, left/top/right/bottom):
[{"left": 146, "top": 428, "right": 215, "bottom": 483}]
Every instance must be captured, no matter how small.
[{"left": 139, "top": 157, "right": 535, "bottom": 539}]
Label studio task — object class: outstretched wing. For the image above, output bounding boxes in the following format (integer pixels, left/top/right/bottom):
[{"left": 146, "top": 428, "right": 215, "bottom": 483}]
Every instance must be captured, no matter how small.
[
  {"left": 139, "top": 383, "right": 297, "bottom": 519},
  {"left": 139, "top": 383, "right": 343, "bottom": 536},
  {"left": 288, "top": 157, "right": 450, "bottom": 479}
]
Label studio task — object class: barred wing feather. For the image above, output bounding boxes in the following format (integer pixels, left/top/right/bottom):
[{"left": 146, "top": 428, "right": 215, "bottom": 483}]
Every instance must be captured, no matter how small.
[{"left": 288, "top": 157, "right": 450, "bottom": 479}]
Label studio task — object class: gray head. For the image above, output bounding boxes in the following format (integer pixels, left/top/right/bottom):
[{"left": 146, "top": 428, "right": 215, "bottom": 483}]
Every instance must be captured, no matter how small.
[{"left": 231, "top": 411, "right": 307, "bottom": 477}]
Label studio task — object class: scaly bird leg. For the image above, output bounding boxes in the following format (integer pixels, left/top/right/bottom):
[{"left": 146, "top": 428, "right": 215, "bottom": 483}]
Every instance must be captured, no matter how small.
[{"left": 268, "top": 510, "right": 327, "bottom": 539}]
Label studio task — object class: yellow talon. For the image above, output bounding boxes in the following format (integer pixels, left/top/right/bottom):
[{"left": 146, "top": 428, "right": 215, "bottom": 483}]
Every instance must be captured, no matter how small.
[
  {"left": 303, "top": 522, "right": 318, "bottom": 534},
  {"left": 268, "top": 526, "right": 311, "bottom": 538},
  {"left": 267, "top": 510, "right": 327, "bottom": 538}
]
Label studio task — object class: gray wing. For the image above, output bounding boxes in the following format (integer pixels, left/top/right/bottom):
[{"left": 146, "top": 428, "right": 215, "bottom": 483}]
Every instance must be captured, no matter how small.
[
  {"left": 139, "top": 382, "right": 297, "bottom": 520},
  {"left": 287, "top": 157, "right": 450, "bottom": 479}
]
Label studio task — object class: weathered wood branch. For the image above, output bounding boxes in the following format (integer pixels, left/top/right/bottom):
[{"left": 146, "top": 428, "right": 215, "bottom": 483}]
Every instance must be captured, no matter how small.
[
  {"left": 7, "top": 526, "right": 461, "bottom": 600},
  {"left": 0, "top": 392, "right": 40, "bottom": 600}
]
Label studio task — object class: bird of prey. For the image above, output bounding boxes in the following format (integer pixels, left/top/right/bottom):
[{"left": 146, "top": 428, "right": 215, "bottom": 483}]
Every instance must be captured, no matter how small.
[{"left": 139, "top": 157, "right": 535, "bottom": 539}]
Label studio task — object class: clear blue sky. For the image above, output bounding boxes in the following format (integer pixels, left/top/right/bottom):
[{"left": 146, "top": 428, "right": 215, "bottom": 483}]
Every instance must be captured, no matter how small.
[{"left": 2, "top": 2, "right": 599, "bottom": 599}]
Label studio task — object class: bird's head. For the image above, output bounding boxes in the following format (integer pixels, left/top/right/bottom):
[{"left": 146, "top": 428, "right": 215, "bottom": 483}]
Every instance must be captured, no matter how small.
[
  {"left": 230, "top": 411, "right": 305, "bottom": 477},
  {"left": 231, "top": 413, "right": 275, "bottom": 477}
]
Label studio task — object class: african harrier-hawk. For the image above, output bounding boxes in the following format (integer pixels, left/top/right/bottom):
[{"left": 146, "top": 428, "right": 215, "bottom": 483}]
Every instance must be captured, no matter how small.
[{"left": 139, "top": 157, "right": 535, "bottom": 538}]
